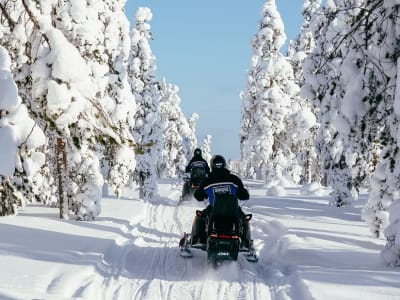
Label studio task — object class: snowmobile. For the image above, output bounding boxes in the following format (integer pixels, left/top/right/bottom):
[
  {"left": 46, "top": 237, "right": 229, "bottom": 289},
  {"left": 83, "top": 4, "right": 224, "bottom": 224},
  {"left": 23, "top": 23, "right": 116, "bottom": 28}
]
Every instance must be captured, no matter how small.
[
  {"left": 180, "top": 164, "right": 207, "bottom": 201},
  {"left": 179, "top": 194, "right": 258, "bottom": 267}
]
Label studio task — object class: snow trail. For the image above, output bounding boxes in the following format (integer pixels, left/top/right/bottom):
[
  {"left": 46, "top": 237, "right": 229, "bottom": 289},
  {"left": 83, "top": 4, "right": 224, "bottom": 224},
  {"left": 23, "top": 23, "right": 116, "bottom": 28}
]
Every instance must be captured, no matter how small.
[
  {"left": 1, "top": 180, "right": 394, "bottom": 299},
  {"left": 93, "top": 181, "right": 279, "bottom": 299}
]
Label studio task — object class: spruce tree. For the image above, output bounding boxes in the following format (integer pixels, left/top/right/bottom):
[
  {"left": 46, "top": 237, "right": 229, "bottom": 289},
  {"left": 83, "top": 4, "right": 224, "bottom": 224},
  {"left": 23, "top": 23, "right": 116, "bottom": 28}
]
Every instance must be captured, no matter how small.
[
  {"left": 128, "top": 7, "right": 162, "bottom": 199},
  {"left": 158, "top": 79, "right": 190, "bottom": 178},
  {"left": 288, "top": 0, "right": 321, "bottom": 184},
  {"left": 302, "top": 2, "right": 359, "bottom": 206},
  {"left": 0, "top": 46, "right": 46, "bottom": 215},
  {"left": 201, "top": 135, "right": 213, "bottom": 165},
  {"left": 241, "top": 0, "right": 314, "bottom": 185}
]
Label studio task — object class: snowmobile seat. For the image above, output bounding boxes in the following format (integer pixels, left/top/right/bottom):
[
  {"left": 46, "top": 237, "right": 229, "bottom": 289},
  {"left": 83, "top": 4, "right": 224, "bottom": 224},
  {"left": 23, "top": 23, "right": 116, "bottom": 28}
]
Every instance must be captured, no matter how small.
[{"left": 208, "top": 194, "right": 240, "bottom": 236}]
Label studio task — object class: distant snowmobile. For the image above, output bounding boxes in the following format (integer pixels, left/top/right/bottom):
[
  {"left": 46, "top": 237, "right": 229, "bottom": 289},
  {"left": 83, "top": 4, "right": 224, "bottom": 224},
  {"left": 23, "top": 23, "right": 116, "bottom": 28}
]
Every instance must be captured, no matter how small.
[
  {"left": 179, "top": 194, "right": 258, "bottom": 267},
  {"left": 180, "top": 162, "right": 207, "bottom": 201}
]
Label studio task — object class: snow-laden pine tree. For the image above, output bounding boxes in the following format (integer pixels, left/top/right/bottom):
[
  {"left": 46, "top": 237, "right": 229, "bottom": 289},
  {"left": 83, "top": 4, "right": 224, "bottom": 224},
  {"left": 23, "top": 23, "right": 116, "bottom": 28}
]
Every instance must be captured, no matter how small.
[
  {"left": 128, "top": 7, "right": 162, "bottom": 199},
  {"left": 0, "top": 1, "right": 137, "bottom": 217},
  {"left": 287, "top": 0, "right": 321, "bottom": 184},
  {"left": 288, "top": 0, "right": 320, "bottom": 87},
  {"left": 0, "top": 0, "right": 58, "bottom": 208},
  {"left": 157, "top": 79, "right": 191, "bottom": 178},
  {"left": 49, "top": 0, "right": 137, "bottom": 198},
  {"left": 201, "top": 134, "right": 212, "bottom": 165},
  {"left": 331, "top": 0, "right": 386, "bottom": 208},
  {"left": 302, "top": 1, "right": 361, "bottom": 206},
  {"left": 240, "top": 0, "right": 314, "bottom": 185},
  {"left": 184, "top": 113, "right": 199, "bottom": 160},
  {"left": 345, "top": 1, "right": 400, "bottom": 265},
  {"left": 240, "top": 0, "right": 287, "bottom": 181},
  {"left": 33, "top": 25, "right": 107, "bottom": 220},
  {"left": 0, "top": 46, "right": 46, "bottom": 215}
]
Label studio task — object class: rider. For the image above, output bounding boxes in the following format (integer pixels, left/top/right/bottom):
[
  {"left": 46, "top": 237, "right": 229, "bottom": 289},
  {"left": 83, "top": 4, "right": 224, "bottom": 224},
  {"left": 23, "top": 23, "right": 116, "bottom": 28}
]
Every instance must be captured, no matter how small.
[
  {"left": 182, "top": 148, "right": 210, "bottom": 198},
  {"left": 190, "top": 154, "right": 252, "bottom": 250},
  {"left": 185, "top": 148, "right": 210, "bottom": 175}
]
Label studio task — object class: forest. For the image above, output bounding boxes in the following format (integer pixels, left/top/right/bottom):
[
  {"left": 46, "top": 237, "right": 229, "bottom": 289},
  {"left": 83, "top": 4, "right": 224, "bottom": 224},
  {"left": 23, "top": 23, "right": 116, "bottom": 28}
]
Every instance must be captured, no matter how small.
[{"left": 1, "top": 0, "right": 400, "bottom": 266}]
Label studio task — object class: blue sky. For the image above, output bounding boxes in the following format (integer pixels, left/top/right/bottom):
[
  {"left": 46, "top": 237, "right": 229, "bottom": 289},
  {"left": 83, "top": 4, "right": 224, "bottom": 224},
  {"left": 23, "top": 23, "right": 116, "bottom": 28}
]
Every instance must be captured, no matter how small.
[{"left": 125, "top": 1, "right": 303, "bottom": 160}]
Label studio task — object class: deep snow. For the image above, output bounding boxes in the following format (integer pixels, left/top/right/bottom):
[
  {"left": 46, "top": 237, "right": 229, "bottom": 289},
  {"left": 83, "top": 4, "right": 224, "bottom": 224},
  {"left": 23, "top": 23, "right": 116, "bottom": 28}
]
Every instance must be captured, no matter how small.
[{"left": 0, "top": 179, "right": 399, "bottom": 300}]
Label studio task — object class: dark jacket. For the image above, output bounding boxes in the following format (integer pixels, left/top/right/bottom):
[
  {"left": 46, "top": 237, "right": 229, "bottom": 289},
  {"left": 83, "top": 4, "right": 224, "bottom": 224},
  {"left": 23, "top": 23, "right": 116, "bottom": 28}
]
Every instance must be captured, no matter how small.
[
  {"left": 194, "top": 168, "right": 249, "bottom": 205},
  {"left": 185, "top": 155, "right": 210, "bottom": 175}
]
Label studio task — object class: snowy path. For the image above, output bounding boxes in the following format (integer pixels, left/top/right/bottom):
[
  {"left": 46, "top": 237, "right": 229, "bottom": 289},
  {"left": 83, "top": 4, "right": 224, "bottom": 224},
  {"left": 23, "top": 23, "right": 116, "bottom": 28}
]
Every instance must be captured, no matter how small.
[
  {"left": 100, "top": 183, "right": 278, "bottom": 300},
  {"left": 0, "top": 179, "right": 399, "bottom": 299},
  {"left": 95, "top": 180, "right": 313, "bottom": 300}
]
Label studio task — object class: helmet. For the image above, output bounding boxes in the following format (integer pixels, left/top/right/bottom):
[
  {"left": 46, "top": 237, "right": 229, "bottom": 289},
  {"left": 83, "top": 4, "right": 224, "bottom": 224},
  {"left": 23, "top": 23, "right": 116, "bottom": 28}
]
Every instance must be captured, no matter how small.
[
  {"left": 210, "top": 155, "right": 226, "bottom": 170},
  {"left": 194, "top": 148, "right": 202, "bottom": 156}
]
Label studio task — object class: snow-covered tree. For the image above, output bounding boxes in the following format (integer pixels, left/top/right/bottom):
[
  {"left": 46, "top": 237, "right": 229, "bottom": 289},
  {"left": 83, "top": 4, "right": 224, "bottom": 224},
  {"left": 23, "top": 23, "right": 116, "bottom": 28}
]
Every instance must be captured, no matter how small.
[
  {"left": 49, "top": 0, "right": 137, "bottom": 198},
  {"left": 0, "top": 46, "right": 47, "bottom": 215},
  {"left": 0, "top": 1, "right": 137, "bottom": 218},
  {"left": 157, "top": 79, "right": 190, "bottom": 178},
  {"left": 240, "top": 0, "right": 314, "bottom": 185},
  {"left": 128, "top": 7, "right": 162, "bottom": 199},
  {"left": 288, "top": 0, "right": 320, "bottom": 86},
  {"left": 32, "top": 23, "right": 108, "bottom": 220},
  {"left": 184, "top": 113, "right": 199, "bottom": 160},
  {"left": 345, "top": 1, "right": 400, "bottom": 265},
  {"left": 302, "top": 2, "right": 358, "bottom": 206},
  {"left": 287, "top": 0, "right": 321, "bottom": 184},
  {"left": 240, "top": 0, "right": 287, "bottom": 180},
  {"left": 201, "top": 134, "right": 212, "bottom": 165}
]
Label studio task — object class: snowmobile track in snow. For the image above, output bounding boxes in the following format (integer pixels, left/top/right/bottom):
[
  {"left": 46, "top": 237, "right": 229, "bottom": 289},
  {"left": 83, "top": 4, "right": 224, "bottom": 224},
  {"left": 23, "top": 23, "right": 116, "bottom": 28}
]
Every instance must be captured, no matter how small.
[{"left": 101, "top": 186, "right": 310, "bottom": 299}]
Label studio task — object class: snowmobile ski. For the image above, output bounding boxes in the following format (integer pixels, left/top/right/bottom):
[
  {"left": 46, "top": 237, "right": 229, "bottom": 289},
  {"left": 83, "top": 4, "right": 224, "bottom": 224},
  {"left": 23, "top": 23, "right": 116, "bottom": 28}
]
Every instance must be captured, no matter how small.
[
  {"left": 180, "top": 247, "right": 193, "bottom": 258},
  {"left": 244, "top": 241, "right": 258, "bottom": 263},
  {"left": 179, "top": 232, "right": 193, "bottom": 258},
  {"left": 244, "top": 251, "right": 258, "bottom": 263}
]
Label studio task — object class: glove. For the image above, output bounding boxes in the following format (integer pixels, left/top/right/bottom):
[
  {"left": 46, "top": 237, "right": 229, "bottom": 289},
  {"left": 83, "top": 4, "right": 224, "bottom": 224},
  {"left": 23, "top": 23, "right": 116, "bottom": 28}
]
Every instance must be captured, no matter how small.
[
  {"left": 194, "top": 189, "right": 207, "bottom": 201},
  {"left": 237, "top": 188, "right": 250, "bottom": 200}
]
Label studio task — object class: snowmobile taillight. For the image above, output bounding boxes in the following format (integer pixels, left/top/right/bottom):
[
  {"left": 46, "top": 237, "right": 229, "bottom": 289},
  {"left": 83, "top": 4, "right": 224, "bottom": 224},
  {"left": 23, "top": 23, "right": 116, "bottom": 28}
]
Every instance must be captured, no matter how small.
[
  {"left": 196, "top": 210, "right": 203, "bottom": 217},
  {"left": 210, "top": 233, "right": 239, "bottom": 239}
]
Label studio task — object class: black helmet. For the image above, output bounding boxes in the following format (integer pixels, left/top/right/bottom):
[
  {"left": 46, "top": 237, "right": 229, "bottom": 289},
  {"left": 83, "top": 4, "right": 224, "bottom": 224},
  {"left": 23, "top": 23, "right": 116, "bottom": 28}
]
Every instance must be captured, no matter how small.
[
  {"left": 211, "top": 155, "right": 226, "bottom": 170},
  {"left": 194, "top": 148, "right": 202, "bottom": 156}
]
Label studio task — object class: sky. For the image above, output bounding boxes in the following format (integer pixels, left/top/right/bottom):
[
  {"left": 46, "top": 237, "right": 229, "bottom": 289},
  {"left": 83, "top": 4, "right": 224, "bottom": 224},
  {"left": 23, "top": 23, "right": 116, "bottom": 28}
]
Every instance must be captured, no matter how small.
[
  {"left": 125, "top": 1, "right": 304, "bottom": 160},
  {"left": 1, "top": 179, "right": 400, "bottom": 299}
]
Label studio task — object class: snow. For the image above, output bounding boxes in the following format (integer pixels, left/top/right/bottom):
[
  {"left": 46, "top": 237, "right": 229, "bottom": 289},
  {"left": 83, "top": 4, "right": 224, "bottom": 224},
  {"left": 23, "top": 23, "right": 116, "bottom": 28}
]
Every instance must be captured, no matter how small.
[
  {"left": 0, "top": 122, "right": 17, "bottom": 176},
  {"left": 1, "top": 180, "right": 399, "bottom": 300},
  {"left": 0, "top": 46, "right": 46, "bottom": 179}
]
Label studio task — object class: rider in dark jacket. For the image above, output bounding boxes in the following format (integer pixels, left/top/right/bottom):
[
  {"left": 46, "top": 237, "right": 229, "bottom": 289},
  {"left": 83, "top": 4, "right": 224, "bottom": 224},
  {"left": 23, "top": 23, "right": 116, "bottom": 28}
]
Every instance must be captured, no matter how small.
[
  {"left": 181, "top": 148, "right": 210, "bottom": 200},
  {"left": 185, "top": 148, "right": 210, "bottom": 175},
  {"left": 191, "top": 155, "right": 252, "bottom": 249}
]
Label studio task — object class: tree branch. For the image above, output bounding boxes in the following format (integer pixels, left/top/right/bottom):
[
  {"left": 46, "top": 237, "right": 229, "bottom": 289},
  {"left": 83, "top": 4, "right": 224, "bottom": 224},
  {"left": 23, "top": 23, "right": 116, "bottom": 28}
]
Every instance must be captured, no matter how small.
[{"left": 0, "top": 2, "right": 16, "bottom": 30}]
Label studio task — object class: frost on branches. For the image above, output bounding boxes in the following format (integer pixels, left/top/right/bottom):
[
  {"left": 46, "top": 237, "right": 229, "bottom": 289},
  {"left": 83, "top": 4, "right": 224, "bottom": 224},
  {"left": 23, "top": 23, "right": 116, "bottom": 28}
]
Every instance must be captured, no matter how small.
[{"left": 0, "top": 46, "right": 46, "bottom": 215}]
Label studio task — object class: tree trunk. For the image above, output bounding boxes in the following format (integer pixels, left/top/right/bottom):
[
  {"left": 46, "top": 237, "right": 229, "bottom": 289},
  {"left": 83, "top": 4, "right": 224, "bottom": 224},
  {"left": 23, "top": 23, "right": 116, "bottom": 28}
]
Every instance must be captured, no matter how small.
[
  {"left": 304, "top": 150, "right": 311, "bottom": 184},
  {"left": 56, "top": 138, "right": 69, "bottom": 219}
]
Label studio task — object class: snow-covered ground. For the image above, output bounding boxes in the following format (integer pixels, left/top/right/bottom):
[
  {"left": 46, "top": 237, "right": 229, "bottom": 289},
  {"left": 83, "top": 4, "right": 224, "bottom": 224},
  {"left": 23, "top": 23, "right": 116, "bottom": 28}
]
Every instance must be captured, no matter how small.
[{"left": 0, "top": 179, "right": 399, "bottom": 300}]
